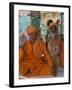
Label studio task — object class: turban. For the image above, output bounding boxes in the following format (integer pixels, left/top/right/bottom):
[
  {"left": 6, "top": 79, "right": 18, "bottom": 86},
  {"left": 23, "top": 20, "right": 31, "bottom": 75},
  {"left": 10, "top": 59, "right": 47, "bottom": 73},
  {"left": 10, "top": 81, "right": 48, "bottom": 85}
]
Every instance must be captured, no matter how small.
[{"left": 26, "top": 26, "right": 37, "bottom": 34}]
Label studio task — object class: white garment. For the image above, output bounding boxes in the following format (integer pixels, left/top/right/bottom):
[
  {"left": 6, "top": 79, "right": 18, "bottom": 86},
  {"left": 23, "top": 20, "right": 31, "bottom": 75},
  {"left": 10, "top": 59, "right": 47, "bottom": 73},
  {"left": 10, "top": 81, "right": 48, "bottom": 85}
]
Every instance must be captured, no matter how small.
[{"left": 19, "top": 31, "right": 30, "bottom": 47}]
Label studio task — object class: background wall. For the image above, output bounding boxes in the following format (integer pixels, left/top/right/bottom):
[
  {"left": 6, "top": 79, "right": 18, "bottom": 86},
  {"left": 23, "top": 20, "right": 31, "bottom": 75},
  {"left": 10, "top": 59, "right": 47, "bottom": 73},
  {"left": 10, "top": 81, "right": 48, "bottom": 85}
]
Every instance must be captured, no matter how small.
[{"left": 0, "top": 0, "right": 72, "bottom": 90}]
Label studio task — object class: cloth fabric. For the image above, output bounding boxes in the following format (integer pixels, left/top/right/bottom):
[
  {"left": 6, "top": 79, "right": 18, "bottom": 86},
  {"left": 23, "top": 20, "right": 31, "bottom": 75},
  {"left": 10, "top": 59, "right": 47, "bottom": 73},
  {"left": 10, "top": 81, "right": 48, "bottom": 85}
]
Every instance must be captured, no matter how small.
[
  {"left": 46, "top": 33, "right": 64, "bottom": 68},
  {"left": 19, "top": 31, "right": 30, "bottom": 47},
  {"left": 19, "top": 38, "right": 53, "bottom": 77}
]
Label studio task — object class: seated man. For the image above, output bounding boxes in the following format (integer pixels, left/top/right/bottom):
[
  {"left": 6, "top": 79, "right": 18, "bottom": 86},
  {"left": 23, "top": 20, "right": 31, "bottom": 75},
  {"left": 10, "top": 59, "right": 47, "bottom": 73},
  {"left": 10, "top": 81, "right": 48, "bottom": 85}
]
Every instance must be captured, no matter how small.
[{"left": 19, "top": 26, "right": 53, "bottom": 78}]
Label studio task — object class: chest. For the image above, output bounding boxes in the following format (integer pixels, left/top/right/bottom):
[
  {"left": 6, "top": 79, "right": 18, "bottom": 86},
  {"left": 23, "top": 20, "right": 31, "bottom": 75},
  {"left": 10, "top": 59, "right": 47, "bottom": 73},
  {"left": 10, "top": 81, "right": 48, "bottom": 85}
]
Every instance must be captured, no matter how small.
[
  {"left": 47, "top": 35, "right": 61, "bottom": 55},
  {"left": 25, "top": 41, "right": 43, "bottom": 57}
]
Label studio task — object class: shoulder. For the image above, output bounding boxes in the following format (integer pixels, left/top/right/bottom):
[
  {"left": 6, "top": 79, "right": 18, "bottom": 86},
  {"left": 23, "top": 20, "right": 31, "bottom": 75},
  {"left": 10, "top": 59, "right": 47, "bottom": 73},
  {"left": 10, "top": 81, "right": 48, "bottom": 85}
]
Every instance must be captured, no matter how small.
[{"left": 22, "top": 40, "right": 30, "bottom": 49}]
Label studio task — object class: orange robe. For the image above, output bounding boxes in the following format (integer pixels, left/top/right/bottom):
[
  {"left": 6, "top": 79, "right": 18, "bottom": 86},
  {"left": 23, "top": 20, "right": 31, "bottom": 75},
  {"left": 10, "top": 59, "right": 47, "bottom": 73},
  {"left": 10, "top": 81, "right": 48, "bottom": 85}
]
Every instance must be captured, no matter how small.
[{"left": 19, "top": 38, "right": 53, "bottom": 77}]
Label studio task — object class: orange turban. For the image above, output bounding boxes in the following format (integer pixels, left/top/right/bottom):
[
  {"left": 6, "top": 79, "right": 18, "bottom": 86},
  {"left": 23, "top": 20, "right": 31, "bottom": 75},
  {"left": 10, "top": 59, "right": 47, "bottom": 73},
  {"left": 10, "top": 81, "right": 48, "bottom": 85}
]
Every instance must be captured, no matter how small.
[{"left": 26, "top": 26, "right": 37, "bottom": 34}]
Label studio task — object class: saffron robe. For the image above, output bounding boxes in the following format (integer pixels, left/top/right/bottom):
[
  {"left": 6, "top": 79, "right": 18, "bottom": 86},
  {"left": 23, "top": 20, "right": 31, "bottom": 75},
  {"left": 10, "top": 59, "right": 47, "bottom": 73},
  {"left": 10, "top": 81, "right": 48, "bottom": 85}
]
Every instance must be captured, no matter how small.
[{"left": 19, "top": 38, "right": 53, "bottom": 77}]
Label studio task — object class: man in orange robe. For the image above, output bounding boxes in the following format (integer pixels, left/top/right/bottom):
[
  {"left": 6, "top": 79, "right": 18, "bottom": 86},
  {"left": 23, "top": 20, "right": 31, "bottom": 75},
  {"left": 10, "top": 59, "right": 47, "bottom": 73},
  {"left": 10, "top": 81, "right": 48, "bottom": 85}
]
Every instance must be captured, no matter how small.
[{"left": 19, "top": 26, "right": 53, "bottom": 78}]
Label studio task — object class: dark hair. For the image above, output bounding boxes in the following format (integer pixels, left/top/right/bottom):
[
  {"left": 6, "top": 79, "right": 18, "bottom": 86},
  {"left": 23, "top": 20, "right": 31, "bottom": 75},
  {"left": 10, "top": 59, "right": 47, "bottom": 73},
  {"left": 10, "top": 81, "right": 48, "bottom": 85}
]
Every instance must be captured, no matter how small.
[
  {"left": 56, "top": 19, "right": 60, "bottom": 24},
  {"left": 47, "top": 19, "right": 53, "bottom": 26}
]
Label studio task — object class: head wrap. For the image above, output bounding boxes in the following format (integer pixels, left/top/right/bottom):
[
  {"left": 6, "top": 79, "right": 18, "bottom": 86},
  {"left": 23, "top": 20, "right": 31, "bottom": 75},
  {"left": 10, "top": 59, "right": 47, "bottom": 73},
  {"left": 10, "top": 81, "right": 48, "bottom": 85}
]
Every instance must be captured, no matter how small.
[{"left": 26, "top": 26, "right": 37, "bottom": 34}]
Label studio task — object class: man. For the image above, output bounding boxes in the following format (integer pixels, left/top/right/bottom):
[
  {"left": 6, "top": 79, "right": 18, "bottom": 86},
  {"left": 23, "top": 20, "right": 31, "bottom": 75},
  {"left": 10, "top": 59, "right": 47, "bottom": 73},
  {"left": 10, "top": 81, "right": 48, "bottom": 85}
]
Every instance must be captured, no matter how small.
[
  {"left": 19, "top": 26, "right": 53, "bottom": 78},
  {"left": 46, "top": 22, "right": 64, "bottom": 76}
]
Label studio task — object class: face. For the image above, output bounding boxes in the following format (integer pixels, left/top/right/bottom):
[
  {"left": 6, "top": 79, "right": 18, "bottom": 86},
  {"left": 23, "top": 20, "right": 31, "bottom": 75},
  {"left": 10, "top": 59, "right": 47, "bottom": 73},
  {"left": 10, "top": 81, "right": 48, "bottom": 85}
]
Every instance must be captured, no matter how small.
[
  {"left": 29, "top": 32, "right": 37, "bottom": 42},
  {"left": 50, "top": 25, "right": 58, "bottom": 33}
]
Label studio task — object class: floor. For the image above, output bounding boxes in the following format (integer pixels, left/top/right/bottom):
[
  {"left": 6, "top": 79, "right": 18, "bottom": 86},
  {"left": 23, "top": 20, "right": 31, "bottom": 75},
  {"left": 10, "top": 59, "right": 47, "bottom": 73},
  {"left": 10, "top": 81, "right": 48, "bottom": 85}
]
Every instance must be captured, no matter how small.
[{"left": 19, "top": 67, "right": 64, "bottom": 79}]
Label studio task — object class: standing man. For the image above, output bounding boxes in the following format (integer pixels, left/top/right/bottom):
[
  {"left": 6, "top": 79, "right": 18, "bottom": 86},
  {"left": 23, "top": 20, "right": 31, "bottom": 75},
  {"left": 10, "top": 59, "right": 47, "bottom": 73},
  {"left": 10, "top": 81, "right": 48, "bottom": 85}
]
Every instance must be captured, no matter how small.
[{"left": 46, "top": 21, "right": 64, "bottom": 76}]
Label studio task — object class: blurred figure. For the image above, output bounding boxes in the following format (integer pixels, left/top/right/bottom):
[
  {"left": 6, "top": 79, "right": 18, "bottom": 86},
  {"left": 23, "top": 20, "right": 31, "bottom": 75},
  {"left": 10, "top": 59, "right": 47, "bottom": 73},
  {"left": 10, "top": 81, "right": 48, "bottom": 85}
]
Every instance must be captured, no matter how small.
[
  {"left": 46, "top": 22, "right": 64, "bottom": 76},
  {"left": 46, "top": 19, "right": 53, "bottom": 45},
  {"left": 19, "top": 25, "right": 53, "bottom": 78},
  {"left": 19, "top": 30, "right": 30, "bottom": 47},
  {"left": 19, "top": 15, "right": 31, "bottom": 47}
]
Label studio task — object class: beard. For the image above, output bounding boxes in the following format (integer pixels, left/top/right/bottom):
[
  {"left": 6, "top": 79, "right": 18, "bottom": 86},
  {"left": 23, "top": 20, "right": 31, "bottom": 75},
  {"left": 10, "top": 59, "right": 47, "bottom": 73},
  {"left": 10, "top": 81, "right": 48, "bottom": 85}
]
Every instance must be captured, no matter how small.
[
  {"left": 50, "top": 29, "right": 57, "bottom": 33},
  {"left": 49, "top": 29, "right": 58, "bottom": 39}
]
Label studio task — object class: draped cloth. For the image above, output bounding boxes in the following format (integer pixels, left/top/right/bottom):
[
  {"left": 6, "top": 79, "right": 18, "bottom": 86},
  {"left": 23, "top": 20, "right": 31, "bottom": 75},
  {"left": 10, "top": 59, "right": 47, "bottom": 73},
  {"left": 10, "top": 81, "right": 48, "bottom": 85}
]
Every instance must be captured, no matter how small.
[{"left": 19, "top": 38, "right": 53, "bottom": 78}]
